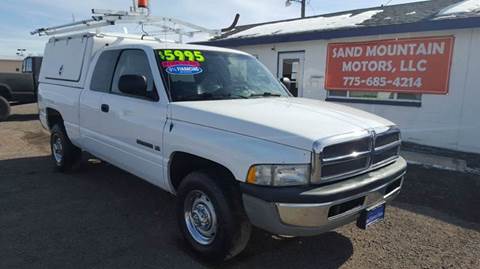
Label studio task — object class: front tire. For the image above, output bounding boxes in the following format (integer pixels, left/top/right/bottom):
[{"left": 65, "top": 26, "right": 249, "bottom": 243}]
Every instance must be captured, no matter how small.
[
  {"left": 50, "top": 124, "right": 81, "bottom": 172},
  {"left": 177, "top": 171, "right": 252, "bottom": 261},
  {"left": 0, "top": 96, "right": 11, "bottom": 121}
]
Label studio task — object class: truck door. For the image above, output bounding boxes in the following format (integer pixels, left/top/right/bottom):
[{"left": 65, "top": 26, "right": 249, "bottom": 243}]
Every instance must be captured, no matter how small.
[
  {"left": 79, "top": 50, "right": 120, "bottom": 159},
  {"left": 99, "top": 49, "right": 168, "bottom": 188}
]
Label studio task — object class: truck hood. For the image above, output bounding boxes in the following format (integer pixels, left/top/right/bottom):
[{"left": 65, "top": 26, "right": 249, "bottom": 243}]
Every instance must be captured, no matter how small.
[{"left": 170, "top": 97, "right": 394, "bottom": 151}]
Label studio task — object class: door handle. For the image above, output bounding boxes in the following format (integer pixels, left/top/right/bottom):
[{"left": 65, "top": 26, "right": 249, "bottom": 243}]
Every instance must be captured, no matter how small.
[{"left": 101, "top": 104, "right": 109, "bottom": 113}]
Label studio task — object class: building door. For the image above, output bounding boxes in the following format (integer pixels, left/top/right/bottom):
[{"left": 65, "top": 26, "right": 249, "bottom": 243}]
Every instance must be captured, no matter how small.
[{"left": 278, "top": 52, "right": 305, "bottom": 97}]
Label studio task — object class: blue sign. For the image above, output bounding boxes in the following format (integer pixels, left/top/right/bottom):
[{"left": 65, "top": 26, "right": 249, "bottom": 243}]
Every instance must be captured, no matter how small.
[
  {"left": 165, "top": 65, "right": 203, "bottom": 75},
  {"left": 365, "top": 203, "right": 385, "bottom": 227}
]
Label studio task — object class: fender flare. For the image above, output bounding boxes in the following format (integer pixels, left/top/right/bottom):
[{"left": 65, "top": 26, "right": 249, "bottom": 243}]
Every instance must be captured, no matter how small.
[{"left": 0, "top": 83, "right": 12, "bottom": 99}]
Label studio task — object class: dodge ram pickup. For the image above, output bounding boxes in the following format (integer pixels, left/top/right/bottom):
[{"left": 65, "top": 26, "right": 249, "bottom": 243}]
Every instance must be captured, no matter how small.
[{"left": 37, "top": 33, "right": 406, "bottom": 260}]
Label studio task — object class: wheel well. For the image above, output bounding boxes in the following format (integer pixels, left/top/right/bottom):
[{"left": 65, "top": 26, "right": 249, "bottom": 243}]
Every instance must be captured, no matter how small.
[
  {"left": 169, "top": 152, "right": 237, "bottom": 191},
  {"left": 0, "top": 85, "right": 12, "bottom": 100},
  {"left": 46, "top": 108, "right": 63, "bottom": 129}
]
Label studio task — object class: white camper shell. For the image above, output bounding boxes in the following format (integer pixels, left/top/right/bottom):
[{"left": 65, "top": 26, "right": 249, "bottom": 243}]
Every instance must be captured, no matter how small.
[
  {"left": 40, "top": 33, "right": 146, "bottom": 88},
  {"left": 40, "top": 33, "right": 97, "bottom": 88}
]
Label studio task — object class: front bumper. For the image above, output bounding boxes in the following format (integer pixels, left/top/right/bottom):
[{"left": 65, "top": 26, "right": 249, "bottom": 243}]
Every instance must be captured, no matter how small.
[{"left": 241, "top": 157, "right": 407, "bottom": 236}]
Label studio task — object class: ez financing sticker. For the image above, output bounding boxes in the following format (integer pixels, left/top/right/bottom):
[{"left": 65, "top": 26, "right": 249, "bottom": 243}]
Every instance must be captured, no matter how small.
[{"left": 163, "top": 61, "right": 203, "bottom": 75}]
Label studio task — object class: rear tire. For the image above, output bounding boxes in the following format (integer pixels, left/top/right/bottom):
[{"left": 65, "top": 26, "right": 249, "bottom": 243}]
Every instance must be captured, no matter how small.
[
  {"left": 0, "top": 96, "right": 10, "bottom": 121},
  {"left": 50, "top": 124, "right": 82, "bottom": 172},
  {"left": 177, "top": 171, "right": 252, "bottom": 261}
]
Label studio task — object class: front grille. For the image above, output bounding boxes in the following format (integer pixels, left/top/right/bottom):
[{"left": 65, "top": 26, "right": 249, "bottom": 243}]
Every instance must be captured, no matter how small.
[
  {"left": 312, "top": 127, "right": 401, "bottom": 183},
  {"left": 320, "top": 135, "right": 372, "bottom": 180},
  {"left": 372, "top": 131, "right": 402, "bottom": 166},
  {"left": 375, "top": 132, "right": 400, "bottom": 148},
  {"left": 372, "top": 146, "right": 398, "bottom": 165},
  {"left": 321, "top": 156, "right": 370, "bottom": 178},
  {"left": 322, "top": 137, "right": 371, "bottom": 159}
]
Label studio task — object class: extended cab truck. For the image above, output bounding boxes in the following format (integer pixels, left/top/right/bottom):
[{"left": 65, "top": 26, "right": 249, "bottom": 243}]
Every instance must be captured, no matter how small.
[
  {"left": 38, "top": 33, "right": 407, "bottom": 260},
  {"left": 0, "top": 56, "right": 42, "bottom": 121}
]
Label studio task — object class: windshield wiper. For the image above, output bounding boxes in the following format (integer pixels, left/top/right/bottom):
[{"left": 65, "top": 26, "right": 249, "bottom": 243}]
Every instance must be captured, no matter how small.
[
  {"left": 179, "top": 92, "right": 248, "bottom": 101},
  {"left": 248, "top": 92, "right": 282, "bottom": 98},
  {"left": 227, "top": 93, "right": 249, "bottom": 99}
]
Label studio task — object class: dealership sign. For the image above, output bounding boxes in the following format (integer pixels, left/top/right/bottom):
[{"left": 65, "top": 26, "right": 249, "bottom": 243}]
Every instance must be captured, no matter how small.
[{"left": 325, "top": 36, "right": 454, "bottom": 94}]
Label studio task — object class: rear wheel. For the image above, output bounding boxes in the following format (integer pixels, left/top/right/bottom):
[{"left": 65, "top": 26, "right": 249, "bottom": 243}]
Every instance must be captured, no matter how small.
[
  {"left": 50, "top": 124, "right": 82, "bottom": 172},
  {"left": 177, "top": 171, "right": 252, "bottom": 261},
  {"left": 0, "top": 96, "right": 10, "bottom": 121}
]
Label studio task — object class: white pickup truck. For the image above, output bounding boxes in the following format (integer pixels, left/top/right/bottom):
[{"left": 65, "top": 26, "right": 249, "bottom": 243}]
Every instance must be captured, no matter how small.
[{"left": 38, "top": 33, "right": 406, "bottom": 260}]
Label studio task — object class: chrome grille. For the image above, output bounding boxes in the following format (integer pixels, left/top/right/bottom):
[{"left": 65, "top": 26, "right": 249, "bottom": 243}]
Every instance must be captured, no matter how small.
[
  {"left": 311, "top": 127, "right": 401, "bottom": 183},
  {"left": 321, "top": 136, "right": 372, "bottom": 179},
  {"left": 372, "top": 129, "right": 402, "bottom": 167},
  {"left": 322, "top": 136, "right": 371, "bottom": 160},
  {"left": 321, "top": 156, "right": 370, "bottom": 178},
  {"left": 375, "top": 131, "right": 400, "bottom": 148}
]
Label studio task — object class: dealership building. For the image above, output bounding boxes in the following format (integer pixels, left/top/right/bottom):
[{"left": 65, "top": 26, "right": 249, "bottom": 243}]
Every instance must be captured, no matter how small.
[{"left": 202, "top": 0, "right": 480, "bottom": 154}]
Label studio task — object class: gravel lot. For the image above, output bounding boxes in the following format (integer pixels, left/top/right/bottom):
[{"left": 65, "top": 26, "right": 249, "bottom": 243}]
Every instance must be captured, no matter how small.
[{"left": 1, "top": 104, "right": 479, "bottom": 269}]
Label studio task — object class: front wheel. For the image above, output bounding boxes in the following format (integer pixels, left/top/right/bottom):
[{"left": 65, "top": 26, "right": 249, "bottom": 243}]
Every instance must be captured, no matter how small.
[
  {"left": 0, "top": 96, "right": 11, "bottom": 121},
  {"left": 50, "top": 124, "right": 82, "bottom": 172},
  {"left": 177, "top": 171, "right": 252, "bottom": 261}
]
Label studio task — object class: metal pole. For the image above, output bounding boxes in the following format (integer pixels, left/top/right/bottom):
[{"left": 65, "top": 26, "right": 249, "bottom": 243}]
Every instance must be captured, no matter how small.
[
  {"left": 132, "top": 0, "right": 137, "bottom": 12},
  {"left": 301, "top": 0, "right": 306, "bottom": 18}
]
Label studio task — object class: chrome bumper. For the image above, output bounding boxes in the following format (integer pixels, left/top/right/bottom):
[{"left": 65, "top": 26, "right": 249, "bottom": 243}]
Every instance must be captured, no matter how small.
[{"left": 242, "top": 157, "right": 406, "bottom": 236}]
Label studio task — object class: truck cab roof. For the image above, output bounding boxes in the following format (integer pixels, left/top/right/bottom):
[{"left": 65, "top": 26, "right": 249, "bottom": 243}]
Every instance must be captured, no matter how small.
[{"left": 47, "top": 32, "right": 246, "bottom": 54}]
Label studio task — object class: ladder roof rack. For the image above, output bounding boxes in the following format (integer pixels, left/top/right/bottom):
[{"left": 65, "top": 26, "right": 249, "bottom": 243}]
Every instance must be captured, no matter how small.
[{"left": 31, "top": 5, "right": 240, "bottom": 43}]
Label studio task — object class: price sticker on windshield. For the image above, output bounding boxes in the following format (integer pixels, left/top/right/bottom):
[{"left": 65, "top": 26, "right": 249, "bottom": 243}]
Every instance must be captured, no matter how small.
[
  {"left": 158, "top": 50, "right": 206, "bottom": 75},
  {"left": 158, "top": 50, "right": 205, "bottom": 62}
]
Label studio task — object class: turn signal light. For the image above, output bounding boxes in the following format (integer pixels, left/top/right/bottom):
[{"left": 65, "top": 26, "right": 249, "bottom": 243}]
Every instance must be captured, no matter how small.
[{"left": 246, "top": 166, "right": 257, "bottom": 184}]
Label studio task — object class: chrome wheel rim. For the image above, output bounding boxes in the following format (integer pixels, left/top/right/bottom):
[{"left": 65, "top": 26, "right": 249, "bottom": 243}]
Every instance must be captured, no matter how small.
[
  {"left": 184, "top": 190, "right": 217, "bottom": 245},
  {"left": 52, "top": 136, "right": 63, "bottom": 164}
]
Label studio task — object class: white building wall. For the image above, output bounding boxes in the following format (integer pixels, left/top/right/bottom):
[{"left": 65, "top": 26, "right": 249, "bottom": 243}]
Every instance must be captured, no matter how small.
[
  {"left": 457, "top": 28, "right": 480, "bottom": 153},
  {"left": 232, "top": 28, "right": 480, "bottom": 154}
]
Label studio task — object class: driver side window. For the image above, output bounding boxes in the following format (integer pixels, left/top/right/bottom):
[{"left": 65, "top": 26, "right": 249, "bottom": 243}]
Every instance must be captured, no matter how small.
[{"left": 111, "top": 50, "right": 156, "bottom": 99}]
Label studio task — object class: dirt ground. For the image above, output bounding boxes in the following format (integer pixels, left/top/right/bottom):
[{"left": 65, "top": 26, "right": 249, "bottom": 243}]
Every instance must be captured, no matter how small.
[{"left": 1, "top": 104, "right": 479, "bottom": 269}]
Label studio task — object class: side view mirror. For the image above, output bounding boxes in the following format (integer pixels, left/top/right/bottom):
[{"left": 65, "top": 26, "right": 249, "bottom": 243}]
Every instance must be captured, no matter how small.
[
  {"left": 280, "top": 77, "right": 291, "bottom": 88},
  {"left": 118, "top": 74, "right": 148, "bottom": 97}
]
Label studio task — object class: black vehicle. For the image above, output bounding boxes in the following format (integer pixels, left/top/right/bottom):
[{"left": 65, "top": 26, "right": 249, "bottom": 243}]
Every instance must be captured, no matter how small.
[{"left": 0, "top": 56, "right": 42, "bottom": 121}]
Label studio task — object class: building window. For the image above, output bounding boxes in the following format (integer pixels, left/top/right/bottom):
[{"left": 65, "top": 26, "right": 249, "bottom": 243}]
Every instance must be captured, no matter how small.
[{"left": 327, "top": 90, "right": 421, "bottom": 107}]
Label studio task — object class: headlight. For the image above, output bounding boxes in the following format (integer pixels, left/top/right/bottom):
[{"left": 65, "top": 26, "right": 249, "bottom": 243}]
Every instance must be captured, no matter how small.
[{"left": 246, "top": 164, "right": 310, "bottom": 186}]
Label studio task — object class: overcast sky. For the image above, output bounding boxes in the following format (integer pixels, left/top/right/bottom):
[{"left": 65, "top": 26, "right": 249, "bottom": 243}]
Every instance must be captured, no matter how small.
[{"left": 0, "top": 0, "right": 422, "bottom": 58}]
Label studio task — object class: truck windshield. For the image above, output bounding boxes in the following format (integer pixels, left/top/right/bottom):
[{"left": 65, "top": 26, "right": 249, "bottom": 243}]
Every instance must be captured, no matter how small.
[{"left": 155, "top": 49, "right": 290, "bottom": 101}]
